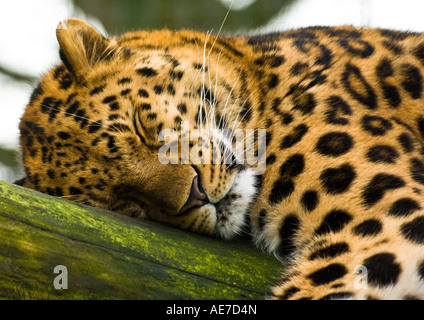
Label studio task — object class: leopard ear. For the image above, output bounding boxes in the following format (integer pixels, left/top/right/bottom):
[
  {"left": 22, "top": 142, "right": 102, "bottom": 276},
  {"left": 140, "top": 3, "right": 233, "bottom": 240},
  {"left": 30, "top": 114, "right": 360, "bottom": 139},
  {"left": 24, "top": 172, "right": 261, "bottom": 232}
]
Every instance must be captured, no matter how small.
[{"left": 56, "top": 19, "right": 118, "bottom": 81}]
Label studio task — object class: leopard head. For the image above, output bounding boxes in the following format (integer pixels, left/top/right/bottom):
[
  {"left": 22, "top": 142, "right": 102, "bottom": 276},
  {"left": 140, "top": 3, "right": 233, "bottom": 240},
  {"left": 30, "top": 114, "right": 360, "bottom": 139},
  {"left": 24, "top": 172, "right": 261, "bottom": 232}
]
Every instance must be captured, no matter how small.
[{"left": 18, "top": 19, "right": 259, "bottom": 239}]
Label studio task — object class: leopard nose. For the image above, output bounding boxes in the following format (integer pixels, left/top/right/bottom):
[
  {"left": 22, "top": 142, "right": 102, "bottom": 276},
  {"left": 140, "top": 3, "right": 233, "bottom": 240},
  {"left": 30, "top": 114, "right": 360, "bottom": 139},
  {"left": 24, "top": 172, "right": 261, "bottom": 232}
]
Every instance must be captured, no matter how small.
[{"left": 179, "top": 175, "right": 209, "bottom": 214}]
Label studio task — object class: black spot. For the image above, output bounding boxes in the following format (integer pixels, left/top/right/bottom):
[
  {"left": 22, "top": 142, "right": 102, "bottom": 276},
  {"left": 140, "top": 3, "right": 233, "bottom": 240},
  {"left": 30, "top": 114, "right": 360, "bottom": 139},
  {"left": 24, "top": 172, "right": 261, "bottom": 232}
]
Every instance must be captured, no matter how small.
[
  {"left": 53, "top": 65, "right": 66, "bottom": 79},
  {"left": 319, "top": 292, "right": 354, "bottom": 300},
  {"left": 25, "top": 121, "right": 45, "bottom": 135},
  {"left": 120, "top": 89, "right": 131, "bottom": 96},
  {"left": 29, "top": 83, "right": 44, "bottom": 105},
  {"left": 174, "top": 116, "right": 182, "bottom": 128},
  {"left": 253, "top": 57, "right": 265, "bottom": 66},
  {"left": 47, "top": 170, "right": 55, "bottom": 179},
  {"left": 376, "top": 58, "right": 401, "bottom": 108},
  {"left": 147, "top": 113, "right": 157, "bottom": 120},
  {"left": 315, "top": 132, "right": 353, "bottom": 157},
  {"left": 337, "top": 39, "right": 374, "bottom": 58},
  {"left": 308, "top": 242, "right": 350, "bottom": 261},
  {"left": 352, "top": 219, "right": 382, "bottom": 237},
  {"left": 265, "top": 154, "right": 276, "bottom": 167},
  {"left": 307, "top": 263, "right": 348, "bottom": 286},
  {"left": 169, "top": 70, "right": 184, "bottom": 81},
  {"left": 90, "top": 84, "right": 106, "bottom": 96},
  {"left": 324, "top": 95, "right": 352, "bottom": 125},
  {"left": 69, "top": 187, "right": 82, "bottom": 195},
  {"left": 279, "top": 286, "right": 300, "bottom": 300},
  {"left": 301, "top": 190, "right": 319, "bottom": 212},
  {"left": 258, "top": 209, "right": 267, "bottom": 231},
  {"left": 277, "top": 214, "right": 300, "bottom": 256},
  {"left": 315, "top": 44, "right": 333, "bottom": 66},
  {"left": 271, "top": 98, "right": 294, "bottom": 125},
  {"left": 137, "top": 67, "right": 158, "bottom": 77},
  {"left": 154, "top": 85, "right": 163, "bottom": 94},
  {"left": 55, "top": 187, "right": 64, "bottom": 197},
  {"left": 391, "top": 116, "right": 414, "bottom": 132},
  {"left": 269, "top": 179, "right": 294, "bottom": 205},
  {"left": 292, "top": 92, "right": 317, "bottom": 115},
  {"left": 382, "top": 40, "right": 403, "bottom": 55},
  {"left": 102, "top": 96, "right": 117, "bottom": 104},
  {"left": 193, "top": 63, "right": 204, "bottom": 70},
  {"left": 400, "top": 64, "right": 423, "bottom": 99},
  {"left": 290, "top": 62, "right": 309, "bottom": 76},
  {"left": 280, "top": 124, "right": 308, "bottom": 149},
  {"left": 281, "top": 113, "right": 294, "bottom": 125},
  {"left": 366, "top": 145, "right": 399, "bottom": 164},
  {"left": 268, "top": 73, "right": 279, "bottom": 88},
  {"left": 410, "top": 157, "right": 424, "bottom": 185},
  {"left": 117, "top": 77, "right": 131, "bottom": 85},
  {"left": 315, "top": 209, "right": 353, "bottom": 236},
  {"left": 363, "top": 253, "right": 402, "bottom": 288},
  {"left": 138, "top": 89, "right": 149, "bottom": 98},
  {"left": 388, "top": 198, "right": 421, "bottom": 217},
  {"left": 398, "top": 133, "right": 415, "bottom": 153},
  {"left": 400, "top": 216, "right": 424, "bottom": 244},
  {"left": 418, "top": 260, "right": 424, "bottom": 280},
  {"left": 40, "top": 97, "right": 62, "bottom": 122},
  {"left": 57, "top": 132, "right": 70, "bottom": 140},
  {"left": 279, "top": 154, "right": 305, "bottom": 178},
  {"left": 141, "top": 103, "right": 151, "bottom": 111},
  {"left": 361, "top": 115, "right": 393, "bottom": 136},
  {"left": 320, "top": 163, "right": 356, "bottom": 194},
  {"left": 342, "top": 63, "right": 377, "bottom": 109},
  {"left": 417, "top": 116, "right": 424, "bottom": 139},
  {"left": 380, "top": 29, "right": 411, "bottom": 41},
  {"left": 167, "top": 83, "right": 176, "bottom": 95},
  {"left": 413, "top": 42, "right": 424, "bottom": 66},
  {"left": 55, "top": 68, "right": 73, "bottom": 90},
  {"left": 177, "top": 103, "right": 187, "bottom": 114},
  {"left": 88, "top": 121, "right": 102, "bottom": 134},
  {"left": 265, "top": 131, "right": 272, "bottom": 147},
  {"left": 248, "top": 32, "right": 282, "bottom": 52},
  {"left": 362, "top": 173, "right": 405, "bottom": 207},
  {"left": 240, "top": 100, "right": 252, "bottom": 122},
  {"left": 270, "top": 55, "right": 285, "bottom": 68},
  {"left": 291, "top": 33, "right": 333, "bottom": 66}
]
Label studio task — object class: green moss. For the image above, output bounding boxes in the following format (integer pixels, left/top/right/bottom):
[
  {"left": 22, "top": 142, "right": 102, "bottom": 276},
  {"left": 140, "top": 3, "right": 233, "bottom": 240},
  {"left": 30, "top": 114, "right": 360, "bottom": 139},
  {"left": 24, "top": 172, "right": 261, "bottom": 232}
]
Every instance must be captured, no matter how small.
[{"left": 0, "top": 180, "right": 283, "bottom": 299}]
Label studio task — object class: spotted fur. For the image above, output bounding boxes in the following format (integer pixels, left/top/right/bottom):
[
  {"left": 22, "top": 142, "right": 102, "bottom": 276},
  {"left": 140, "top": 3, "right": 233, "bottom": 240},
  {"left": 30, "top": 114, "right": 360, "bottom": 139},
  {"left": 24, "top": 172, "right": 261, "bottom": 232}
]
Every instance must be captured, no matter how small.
[{"left": 17, "top": 19, "right": 424, "bottom": 299}]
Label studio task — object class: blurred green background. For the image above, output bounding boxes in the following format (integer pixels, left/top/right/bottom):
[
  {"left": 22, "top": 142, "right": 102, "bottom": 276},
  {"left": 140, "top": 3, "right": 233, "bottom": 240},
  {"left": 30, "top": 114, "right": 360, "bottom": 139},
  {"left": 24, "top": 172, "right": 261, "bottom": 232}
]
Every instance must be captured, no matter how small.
[{"left": 75, "top": 0, "right": 298, "bottom": 33}]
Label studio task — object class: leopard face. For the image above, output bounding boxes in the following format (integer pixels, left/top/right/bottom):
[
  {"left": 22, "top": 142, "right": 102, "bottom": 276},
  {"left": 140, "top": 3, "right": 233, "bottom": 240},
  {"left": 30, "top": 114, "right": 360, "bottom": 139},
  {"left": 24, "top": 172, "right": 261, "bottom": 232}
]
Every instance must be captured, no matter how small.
[{"left": 18, "top": 19, "right": 257, "bottom": 239}]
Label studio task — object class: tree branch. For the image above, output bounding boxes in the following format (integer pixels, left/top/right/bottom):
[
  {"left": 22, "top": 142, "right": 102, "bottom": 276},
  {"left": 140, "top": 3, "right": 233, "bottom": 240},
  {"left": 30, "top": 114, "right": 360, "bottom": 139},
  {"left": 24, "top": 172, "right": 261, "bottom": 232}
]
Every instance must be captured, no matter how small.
[
  {"left": 0, "top": 180, "right": 282, "bottom": 299},
  {"left": 0, "top": 64, "right": 37, "bottom": 84}
]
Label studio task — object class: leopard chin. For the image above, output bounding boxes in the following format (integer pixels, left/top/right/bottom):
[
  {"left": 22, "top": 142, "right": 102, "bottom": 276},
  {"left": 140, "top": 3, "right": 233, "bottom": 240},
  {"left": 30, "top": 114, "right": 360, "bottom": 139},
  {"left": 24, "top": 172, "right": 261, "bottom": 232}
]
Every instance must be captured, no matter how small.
[{"left": 212, "top": 167, "right": 257, "bottom": 240}]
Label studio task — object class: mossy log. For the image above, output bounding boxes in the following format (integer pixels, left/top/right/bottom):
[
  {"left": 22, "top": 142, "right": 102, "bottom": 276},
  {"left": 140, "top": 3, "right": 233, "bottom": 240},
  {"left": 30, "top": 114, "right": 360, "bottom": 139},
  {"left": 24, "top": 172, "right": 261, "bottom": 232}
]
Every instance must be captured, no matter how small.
[{"left": 0, "top": 180, "right": 282, "bottom": 299}]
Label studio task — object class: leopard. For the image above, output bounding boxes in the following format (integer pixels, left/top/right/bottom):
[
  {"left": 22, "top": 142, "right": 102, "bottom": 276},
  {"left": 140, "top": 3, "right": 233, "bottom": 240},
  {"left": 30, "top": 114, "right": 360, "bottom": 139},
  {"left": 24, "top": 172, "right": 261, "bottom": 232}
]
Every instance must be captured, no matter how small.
[{"left": 15, "top": 18, "right": 424, "bottom": 299}]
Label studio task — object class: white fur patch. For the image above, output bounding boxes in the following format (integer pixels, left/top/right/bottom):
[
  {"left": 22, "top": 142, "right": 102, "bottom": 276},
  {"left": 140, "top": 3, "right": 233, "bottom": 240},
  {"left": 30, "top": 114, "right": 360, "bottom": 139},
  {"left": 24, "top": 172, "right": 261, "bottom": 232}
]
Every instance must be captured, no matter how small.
[{"left": 214, "top": 168, "right": 257, "bottom": 239}]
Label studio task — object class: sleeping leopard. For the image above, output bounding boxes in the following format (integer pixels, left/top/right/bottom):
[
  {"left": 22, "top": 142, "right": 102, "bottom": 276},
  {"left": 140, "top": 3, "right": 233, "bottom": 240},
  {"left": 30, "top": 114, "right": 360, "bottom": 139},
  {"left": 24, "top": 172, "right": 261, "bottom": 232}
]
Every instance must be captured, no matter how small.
[{"left": 16, "top": 19, "right": 424, "bottom": 299}]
